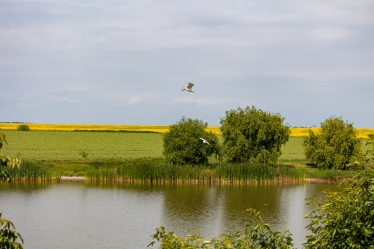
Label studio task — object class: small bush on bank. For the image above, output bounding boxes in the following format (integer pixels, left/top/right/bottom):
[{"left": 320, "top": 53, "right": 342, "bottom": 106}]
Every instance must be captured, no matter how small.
[
  {"left": 17, "top": 124, "right": 30, "bottom": 131},
  {"left": 163, "top": 117, "right": 221, "bottom": 165}
]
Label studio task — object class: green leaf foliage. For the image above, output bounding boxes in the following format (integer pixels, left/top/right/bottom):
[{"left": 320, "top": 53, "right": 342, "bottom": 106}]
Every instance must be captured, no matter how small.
[
  {"left": 148, "top": 208, "right": 294, "bottom": 249},
  {"left": 1, "top": 133, "right": 23, "bottom": 182},
  {"left": 304, "top": 174, "right": 374, "bottom": 249},
  {"left": 17, "top": 124, "right": 30, "bottom": 131},
  {"left": 220, "top": 106, "right": 290, "bottom": 164},
  {"left": 303, "top": 116, "right": 363, "bottom": 170},
  {"left": 0, "top": 213, "right": 24, "bottom": 249},
  {"left": 163, "top": 117, "right": 220, "bottom": 165}
]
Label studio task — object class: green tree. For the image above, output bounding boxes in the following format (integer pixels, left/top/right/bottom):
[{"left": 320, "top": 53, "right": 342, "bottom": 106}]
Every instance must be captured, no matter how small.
[
  {"left": 163, "top": 117, "right": 220, "bottom": 165},
  {"left": 220, "top": 106, "right": 290, "bottom": 164},
  {"left": 304, "top": 174, "right": 374, "bottom": 249},
  {"left": 303, "top": 116, "right": 363, "bottom": 170},
  {"left": 17, "top": 124, "right": 29, "bottom": 131}
]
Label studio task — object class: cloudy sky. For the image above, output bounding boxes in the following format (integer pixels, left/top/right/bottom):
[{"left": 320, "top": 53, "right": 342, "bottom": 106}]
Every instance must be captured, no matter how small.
[{"left": 1, "top": 0, "right": 373, "bottom": 127}]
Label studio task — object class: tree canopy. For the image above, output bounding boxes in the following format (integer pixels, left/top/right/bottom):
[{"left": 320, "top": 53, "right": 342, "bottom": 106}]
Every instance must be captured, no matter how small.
[
  {"left": 220, "top": 106, "right": 290, "bottom": 164},
  {"left": 163, "top": 117, "right": 220, "bottom": 165},
  {"left": 303, "top": 116, "right": 363, "bottom": 170}
]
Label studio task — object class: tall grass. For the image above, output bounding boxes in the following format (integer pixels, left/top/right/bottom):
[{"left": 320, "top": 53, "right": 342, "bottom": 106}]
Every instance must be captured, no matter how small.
[
  {"left": 216, "top": 163, "right": 308, "bottom": 183},
  {"left": 84, "top": 160, "right": 327, "bottom": 183},
  {"left": 1, "top": 161, "right": 52, "bottom": 181},
  {"left": 86, "top": 160, "right": 215, "bottom": 182},
  {"left": 2, "top": 158, "right": 359, "bottom": 183}
]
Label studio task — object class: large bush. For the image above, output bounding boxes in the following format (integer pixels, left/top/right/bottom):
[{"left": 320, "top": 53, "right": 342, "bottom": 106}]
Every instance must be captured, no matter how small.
[
  {"left": 17, "top": 124, "right": 30, "bottom": 131},
  {"left": 163, "top": 117, "right": 220, "bottom": 165},
  {"left": 304, "top": 174, "right": 374, "bottom": 248},
  {"left": 220, "top": 106, "right": 290, "bottom": 164},
  {"left": 303, "top": 116, "right": 363, "bottom": 170}
]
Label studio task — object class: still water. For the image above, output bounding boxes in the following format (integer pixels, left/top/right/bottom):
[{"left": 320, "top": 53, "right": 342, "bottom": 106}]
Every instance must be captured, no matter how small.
[{"left": 0, "top": 181, "right": 335, "bottom": 249}]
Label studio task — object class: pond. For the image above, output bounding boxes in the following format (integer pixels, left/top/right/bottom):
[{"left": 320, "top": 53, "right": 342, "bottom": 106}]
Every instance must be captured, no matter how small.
[{"left": 0, "top": 181, "right": 335, "bottom": 249}]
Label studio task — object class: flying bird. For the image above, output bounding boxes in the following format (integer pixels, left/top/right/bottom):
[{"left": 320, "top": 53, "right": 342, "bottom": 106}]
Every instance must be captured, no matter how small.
[
  {"left": 200, "top": 138, "right": 209, "bottom": 145},
  {"left": 181, "top": 83, "right": 195, "bottom": 94}
]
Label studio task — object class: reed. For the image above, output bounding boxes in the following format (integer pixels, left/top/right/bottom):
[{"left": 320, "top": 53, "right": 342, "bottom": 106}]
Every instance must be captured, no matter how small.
[
  {"left": 215, "top": 163, "right": 307, "bottom": 183},
  {"left": 85, "top": 160, "right": 311, "bottom": 183},
  {"left": 2, "top": 158, "right": 359, "bottom": 183},
  {"left": 2, "top": 161, "right": 52, "bottom": 181},
  {"left": 85, "top": 160, "right": 216, "bottom": 183}
]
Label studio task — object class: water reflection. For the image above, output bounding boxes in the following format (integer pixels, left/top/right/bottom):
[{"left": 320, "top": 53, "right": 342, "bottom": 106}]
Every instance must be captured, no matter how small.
[
  {"left": 0, "top": 181, "right": 335, "bottom": 249},
  {"left": 160, "top": 184, "right": 223, "bottom": 239}
]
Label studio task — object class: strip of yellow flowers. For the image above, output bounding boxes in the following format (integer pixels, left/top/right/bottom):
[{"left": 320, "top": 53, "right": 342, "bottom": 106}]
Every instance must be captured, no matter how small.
[{"left": 0, "top": 123, "right": 373, "bottom": 138}]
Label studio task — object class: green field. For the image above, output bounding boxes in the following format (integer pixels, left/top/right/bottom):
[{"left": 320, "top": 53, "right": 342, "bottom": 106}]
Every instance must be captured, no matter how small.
[
  {"left": 2, "top": 131, "right": 371, "bottom": 162},
  {"left": 2, "top": 131, "right": 163, "bottom": 160}
]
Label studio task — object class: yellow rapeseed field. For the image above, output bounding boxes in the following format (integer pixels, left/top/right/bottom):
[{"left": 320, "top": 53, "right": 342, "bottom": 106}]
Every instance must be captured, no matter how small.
[{"left": 0, "top": 123, "right": 373, "bottom": 138}]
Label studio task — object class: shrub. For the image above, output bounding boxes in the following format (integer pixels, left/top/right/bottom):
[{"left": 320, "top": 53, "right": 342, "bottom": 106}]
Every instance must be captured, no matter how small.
[
  {"left": 220, "top": 106, "right": 290, "bottom": 165},
  {"left": 148, "top": 208, "right": 294, "bottom": 249},
  {"left": 163, "top": 117, "right": 220, "bottom": 165},
  {"left": 303, "top": 116, "right": 363, "bottom": 170},
  {"left": 304, "top": 174, "right": 374, "bottom": 248},
  {"left": 0, "top": 212, "right": 24, "bottom": 249},
  {"left": 17, "top": 124, "right": 30, "bottom": 131}
]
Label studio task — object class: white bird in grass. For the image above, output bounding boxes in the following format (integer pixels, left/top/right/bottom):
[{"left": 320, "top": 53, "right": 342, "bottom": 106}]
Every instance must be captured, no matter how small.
[
  {"left": 200, "top": 138, "right": 209, "bottom": 145},
  {"left": 181, "top": 83, "right": 195, "bottom": 94}
]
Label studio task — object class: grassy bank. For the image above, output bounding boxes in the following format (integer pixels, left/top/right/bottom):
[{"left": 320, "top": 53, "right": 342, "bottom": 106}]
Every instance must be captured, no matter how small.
[{"left": 2, "top": 158, "right": 361, "bottom": 183}]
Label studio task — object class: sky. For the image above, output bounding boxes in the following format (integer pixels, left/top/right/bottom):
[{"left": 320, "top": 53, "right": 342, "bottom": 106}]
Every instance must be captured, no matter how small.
[{"left": 1, "top": 0, "right": 373, "bottom": 127}]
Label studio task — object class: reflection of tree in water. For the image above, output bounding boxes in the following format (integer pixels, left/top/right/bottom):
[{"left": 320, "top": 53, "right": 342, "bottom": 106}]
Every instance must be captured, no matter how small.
[
  {"left": 159, "top": 183, "right": 336, "bottom": 246},
  {"left": 160, "top": 184, "right": 289, "bottom": 239},
  {"left": 220, "top": 184, "right": 283, "bottom": 233},
  {"left": 221, "top": 183, "right": 336, "bottom": 249},
  {"left": 161, "top": 184, "right": 223, "bottom": 239}
]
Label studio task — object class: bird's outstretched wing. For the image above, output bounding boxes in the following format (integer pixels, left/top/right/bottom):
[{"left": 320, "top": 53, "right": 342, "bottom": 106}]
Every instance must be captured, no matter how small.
[
  {"left": 200, "top": 138, "right": 209, "bottom": 144},
  {"left": 187, "top": 83, "right": 194, "bottom": 90}
]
